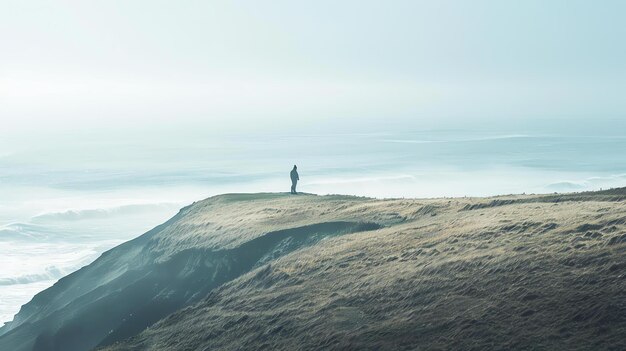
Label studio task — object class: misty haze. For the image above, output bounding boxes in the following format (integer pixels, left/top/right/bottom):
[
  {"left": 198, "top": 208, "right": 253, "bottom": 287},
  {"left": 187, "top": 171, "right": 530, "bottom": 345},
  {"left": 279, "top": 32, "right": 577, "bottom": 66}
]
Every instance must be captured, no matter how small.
[{"left": 1, "top": 1, "right": 625, "bottom": 350}]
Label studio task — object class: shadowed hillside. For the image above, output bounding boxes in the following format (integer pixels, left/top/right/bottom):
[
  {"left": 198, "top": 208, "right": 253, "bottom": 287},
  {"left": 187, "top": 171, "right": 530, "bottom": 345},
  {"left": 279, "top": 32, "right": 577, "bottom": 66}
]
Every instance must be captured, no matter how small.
[{"left": 1, "top": 190, "right": 625, "bottom": 350}]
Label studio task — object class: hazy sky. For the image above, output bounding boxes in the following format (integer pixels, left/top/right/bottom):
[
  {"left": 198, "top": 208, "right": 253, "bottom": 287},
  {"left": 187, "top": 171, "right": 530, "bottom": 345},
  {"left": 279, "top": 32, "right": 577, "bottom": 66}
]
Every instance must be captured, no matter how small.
[
  {"left": 3, "top": 0, "right": 626, "bottom": 329},
  {"left": 1, "top": 0, "right": 625, "bottom": 135}
]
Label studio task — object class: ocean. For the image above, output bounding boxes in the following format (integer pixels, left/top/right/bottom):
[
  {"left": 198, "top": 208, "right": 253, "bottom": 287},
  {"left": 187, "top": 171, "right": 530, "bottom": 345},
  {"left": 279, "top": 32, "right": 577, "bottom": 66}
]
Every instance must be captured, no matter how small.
[{"left": 1, "top": 128, "right": 625, "bottom": 324}]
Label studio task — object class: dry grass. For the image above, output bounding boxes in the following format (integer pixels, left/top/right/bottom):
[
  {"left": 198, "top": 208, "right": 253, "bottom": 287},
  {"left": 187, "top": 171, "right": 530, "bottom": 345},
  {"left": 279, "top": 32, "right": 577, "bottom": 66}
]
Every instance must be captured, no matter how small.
[{"left": 99, "top": 189, "right": 626, "bottom": 350}]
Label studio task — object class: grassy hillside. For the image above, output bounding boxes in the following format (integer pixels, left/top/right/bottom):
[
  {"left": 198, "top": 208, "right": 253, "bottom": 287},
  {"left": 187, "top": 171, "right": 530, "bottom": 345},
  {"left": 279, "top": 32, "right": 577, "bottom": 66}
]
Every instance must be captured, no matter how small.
[
  {"left": 1, "top": 190, "right": 625, "bottom": 350},
  {"left": 105, "top": 190, "right": 626, "bottom": 350}
]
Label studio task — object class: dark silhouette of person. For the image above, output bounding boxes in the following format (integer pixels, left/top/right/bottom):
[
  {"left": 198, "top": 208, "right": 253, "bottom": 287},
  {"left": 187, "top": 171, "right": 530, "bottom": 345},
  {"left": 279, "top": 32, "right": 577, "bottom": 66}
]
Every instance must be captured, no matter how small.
[{"left": 290, "top": 165, "right": 299, "bottom": 194}]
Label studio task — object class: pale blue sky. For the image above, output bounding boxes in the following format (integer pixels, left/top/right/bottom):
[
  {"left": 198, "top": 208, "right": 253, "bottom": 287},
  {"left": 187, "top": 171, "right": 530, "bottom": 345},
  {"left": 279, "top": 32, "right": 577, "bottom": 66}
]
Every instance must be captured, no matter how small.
[{"left": 1, "top": 0, "right": 625, "bottom": 134}]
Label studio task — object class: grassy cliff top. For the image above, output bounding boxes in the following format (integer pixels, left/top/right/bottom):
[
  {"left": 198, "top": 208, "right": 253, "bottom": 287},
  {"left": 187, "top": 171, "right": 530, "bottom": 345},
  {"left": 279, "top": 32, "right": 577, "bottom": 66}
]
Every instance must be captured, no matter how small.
[{"left": 99, "top": 188, "right": 626, "bottom": 350}]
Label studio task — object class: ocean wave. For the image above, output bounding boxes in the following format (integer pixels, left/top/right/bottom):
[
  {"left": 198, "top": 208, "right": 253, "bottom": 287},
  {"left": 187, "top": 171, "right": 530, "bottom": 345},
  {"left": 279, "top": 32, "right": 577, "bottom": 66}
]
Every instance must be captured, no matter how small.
[
  {"left": 586, "top": 173, "right": 626, "bottom": 183},
  {"left": 305, "top": 174, "right": 416, "bottom": 186},
  {"left": 0, "top": 223, "right": 61, "bottom": 241},
  {"left": 0, "top": 242, "right": 105, "bottom": 286},
  {"left": 0, "top": 266, "right": 66, "bottom": 286},
  {"left": 379, "top": 134, "right": 534, "bottom": 144},
  {"left": 31, "top": 203, "right": 179, "bottom": 222},
  {"left": 547, "top": 174, "right": 626, "bottom": 192}
]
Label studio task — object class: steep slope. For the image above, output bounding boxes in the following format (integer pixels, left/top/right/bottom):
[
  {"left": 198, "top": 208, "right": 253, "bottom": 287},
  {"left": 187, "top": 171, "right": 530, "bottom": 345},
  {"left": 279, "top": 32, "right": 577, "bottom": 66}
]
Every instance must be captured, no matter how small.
[
  {"left": 103, "top": 189, "right": 626, "bottom": 351},
  {"left": 1, "top": 190, "right": 625, "bottom": 350},
  {"left": 0, "top": 193, "right": 390, "bottom": 351}
]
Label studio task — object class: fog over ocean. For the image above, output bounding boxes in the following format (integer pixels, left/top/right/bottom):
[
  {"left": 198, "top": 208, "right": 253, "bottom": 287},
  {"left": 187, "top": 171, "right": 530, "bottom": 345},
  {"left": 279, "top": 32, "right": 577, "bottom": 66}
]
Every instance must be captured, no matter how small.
[{"left": 1, "top": 127, "right": 626, "bottom": 324}]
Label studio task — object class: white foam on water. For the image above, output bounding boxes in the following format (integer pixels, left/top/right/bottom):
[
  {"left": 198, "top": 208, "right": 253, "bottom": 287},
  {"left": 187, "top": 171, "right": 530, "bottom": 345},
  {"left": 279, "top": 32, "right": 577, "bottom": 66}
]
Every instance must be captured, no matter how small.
[{"left": 0, "top": 281, "right": 55, "bottom": 326}]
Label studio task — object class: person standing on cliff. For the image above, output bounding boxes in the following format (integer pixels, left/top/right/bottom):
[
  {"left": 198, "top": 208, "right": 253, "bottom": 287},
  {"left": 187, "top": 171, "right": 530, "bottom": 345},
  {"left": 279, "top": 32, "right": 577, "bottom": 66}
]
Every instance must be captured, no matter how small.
[{"left": 290, "top": 165, "right": 299, "bottom": 194}]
